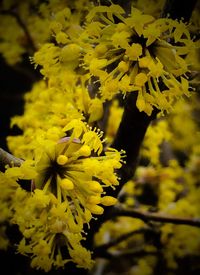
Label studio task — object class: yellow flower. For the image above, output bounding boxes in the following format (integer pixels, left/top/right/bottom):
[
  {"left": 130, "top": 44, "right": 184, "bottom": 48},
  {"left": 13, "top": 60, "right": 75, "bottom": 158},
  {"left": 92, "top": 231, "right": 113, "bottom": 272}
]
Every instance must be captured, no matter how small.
[
  {"left": 9, "top": 120, "right": 122, "bottom": 271},
  {"left": 125, "top": 43, "right": 143, "bottom": 61},
  {"left": 3, "top": 117, "right": 122, "bottom": 272},
  {"left": 76, "top": 4, "right": 195, "bottom": 115},
  {"left": 35, "top": 120, "right": 122, "bottom": 205}
]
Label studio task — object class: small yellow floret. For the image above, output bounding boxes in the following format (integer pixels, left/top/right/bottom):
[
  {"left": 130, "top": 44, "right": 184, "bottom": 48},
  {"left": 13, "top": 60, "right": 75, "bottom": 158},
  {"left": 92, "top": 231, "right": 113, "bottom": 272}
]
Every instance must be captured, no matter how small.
[
  {"left": 135, "top": 73, "right": 148, "bottom": 86},
  {"left": 50, "top": 21, "right": 63, "bottom": 33},
  {"left": 60, "top": 44, "right": 81, "bottom": 62},
  {"left": 95, "top": 44, "right": 107, "bottom": 55},
  {"left": 87, "top": 195, "right": 101, "bottom": 204},
  {"left": 139, "top": 56, "right": 151, "bottom": 68},
  {"left": 57, "top": 155, "right": 68, "bottom": 165},
  {"left": 79, "top": 145, "right": 91, "bottom": 157},
  {"left": 126, "top": 43, "right": 142, "bottom": 60},
  {"left": 118, "top": 61, "right": 129, "bottom": 73},
  {"left": 84, "top": 209, "right": 92, "bottom": 223},
  {"left": 87, "top": 181, "right": 103, "bottom": 193},
  {"left": 60, "top": 178, "right": 74, "bottom": 190},
  {"left": 136, "top": 91, "right": 146, "bottom": 112},
  {"left": 88, "top": 98, "right": 103, "bottom": 123},
  {"left": 109, "top": 174, "right": 119, "bottom": 185},
  {"left": 56, "top": 31, "right": 69, "bottom": 44},
  {"left": 89, "top": 58, "right": 107, "bottom": 74},
  {"left": 49, "top": 193, "right": 58, "bottom": 204},
  {"left": 111, "top": 31, "right": 130, "bottom": 48},
  {"left": 101, "top": 196, "right": 118, "bottom": 206},
  {"left": 86, "top": 204, "right": 104, "bottom": 215}
]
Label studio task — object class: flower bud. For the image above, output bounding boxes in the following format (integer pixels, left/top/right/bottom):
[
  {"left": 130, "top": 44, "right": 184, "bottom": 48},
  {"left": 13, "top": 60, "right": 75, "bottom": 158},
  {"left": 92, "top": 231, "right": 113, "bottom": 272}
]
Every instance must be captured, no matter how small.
[
  {"left": 79, "top": 145, "right": 91, "bottom": 157},
  {"left": 86, "top": 204, "right": 104, "bottom": 215},
  {"left": 57, "top": 155, "right": 68, "bottom": 165},
  {"left": 87, "top": 195, "right": 101, "bottom": 204},
  {"left": 87, "top": 181, "right": 103, "bottom": 193},
  {"left": 60, "top": 178, "right": 74, "bottom": 190},
  {"left": 101, "top": 196, "right": 117, "bottom": 206}
]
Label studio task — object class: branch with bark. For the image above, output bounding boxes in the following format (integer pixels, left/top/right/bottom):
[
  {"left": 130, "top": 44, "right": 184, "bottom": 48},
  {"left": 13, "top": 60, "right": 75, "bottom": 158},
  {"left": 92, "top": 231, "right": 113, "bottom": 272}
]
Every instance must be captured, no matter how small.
[
  {"left": 108, "top": 206, "right": 200, "bottom": 228},
  {"left": 94, "top": 227, "right": 155, "bottom": 258},
  {"left": 0, "top": 147, "right": 23, "bottom": 172}
]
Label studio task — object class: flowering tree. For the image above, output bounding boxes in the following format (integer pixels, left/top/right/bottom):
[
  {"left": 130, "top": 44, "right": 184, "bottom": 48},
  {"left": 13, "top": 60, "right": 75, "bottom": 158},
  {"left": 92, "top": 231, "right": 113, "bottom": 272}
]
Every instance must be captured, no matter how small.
[{"left": 0, "top": 0, "right": 199, "bottom": 274}]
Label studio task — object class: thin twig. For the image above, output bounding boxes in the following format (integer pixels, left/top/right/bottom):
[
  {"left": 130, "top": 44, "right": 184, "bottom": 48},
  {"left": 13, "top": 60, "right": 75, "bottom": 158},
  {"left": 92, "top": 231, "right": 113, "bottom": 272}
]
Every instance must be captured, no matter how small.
[
  {"left": 94, "top": 227, "right": 154, "bottom": 257},
  {"left": 0, "top": 148, "right": 23, "bottom": 172},
  {"left": 109, "top": 206, "right": 200, "bottom": 228}
]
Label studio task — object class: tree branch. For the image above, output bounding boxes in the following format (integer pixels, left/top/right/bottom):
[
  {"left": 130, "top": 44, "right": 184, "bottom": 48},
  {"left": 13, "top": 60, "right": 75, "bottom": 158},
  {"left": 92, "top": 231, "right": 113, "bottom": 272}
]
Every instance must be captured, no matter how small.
[
  {"left": 0, "top": 148, "right": 23, "bottom": 172},
  {"left": 109, "top": 206, "right": 200, "bottom": 228},
  {"left": 94, "top": 227, "right": 154, "bottom": 257},
  {"left": 111, "top": 93, "right": 158, "bottom": 197}
]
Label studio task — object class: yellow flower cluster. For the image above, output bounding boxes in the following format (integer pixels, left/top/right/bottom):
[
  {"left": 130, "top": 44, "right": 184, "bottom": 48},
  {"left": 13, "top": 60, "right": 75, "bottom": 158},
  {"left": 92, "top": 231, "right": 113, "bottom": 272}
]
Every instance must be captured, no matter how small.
[
  {"left": 29, "top": 3, "right": 198, "bottom": 116},
  {"left": 71, "top": 4, "right": 197, "bottom": 115},
  {"left": 0, "top": 0, "right": 199, "bottom": 273},
  {"left": 7, "top": 79, "right": 104, "bottom": 159},
  {"left": 167, "top": 96, "right": 200, "bottom": 153},
  {"left": 0, "top": 160, "right": 37, "bottom": 248},
  {"left": 3, "top": 119, "right": 123, "bottom": 271},
  {"left": 158, "top": 159, "right": 200, "bottom": 269},
  {"left": 141, "top": 119, "right": 171, "bottom": 166},
  {"left": 2, "top": 3, "right": 128, "bottom": 270}
]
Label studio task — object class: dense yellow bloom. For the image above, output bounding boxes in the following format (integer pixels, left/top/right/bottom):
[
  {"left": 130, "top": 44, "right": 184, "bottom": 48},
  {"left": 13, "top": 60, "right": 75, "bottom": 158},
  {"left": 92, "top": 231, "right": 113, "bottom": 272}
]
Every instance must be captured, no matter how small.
[
  {"left": 13, "top": 187, "right": 94, "bottom": 271},
  {"left": 0, "top": 160, "right": 38, "bottom": 250},
  {"left": 0, "top": 1, "right": 199, "bottom": 274},
  {"left": 142, "top": 119, "right": 171, "bottom": 166},
  {"left": 27, "top": 3, "right": 198, "bottom": 119},
  {"left": 7, "top": 78, "right": 105, "bottom": 158},
  {"left": 26, "top": 2, "right": 197, "bottom": 117},
  {"left": 3, "top": 120, "right": 123, "bottom": 271},
  {"left": 167, "top": 97, "right": 200, "bottom": 153},
  {"left": 74, "top": 4, "right": 197, "bottom": 115},
  {"left": 74, "top": 84, "right": 103, "bottom": 124}
]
